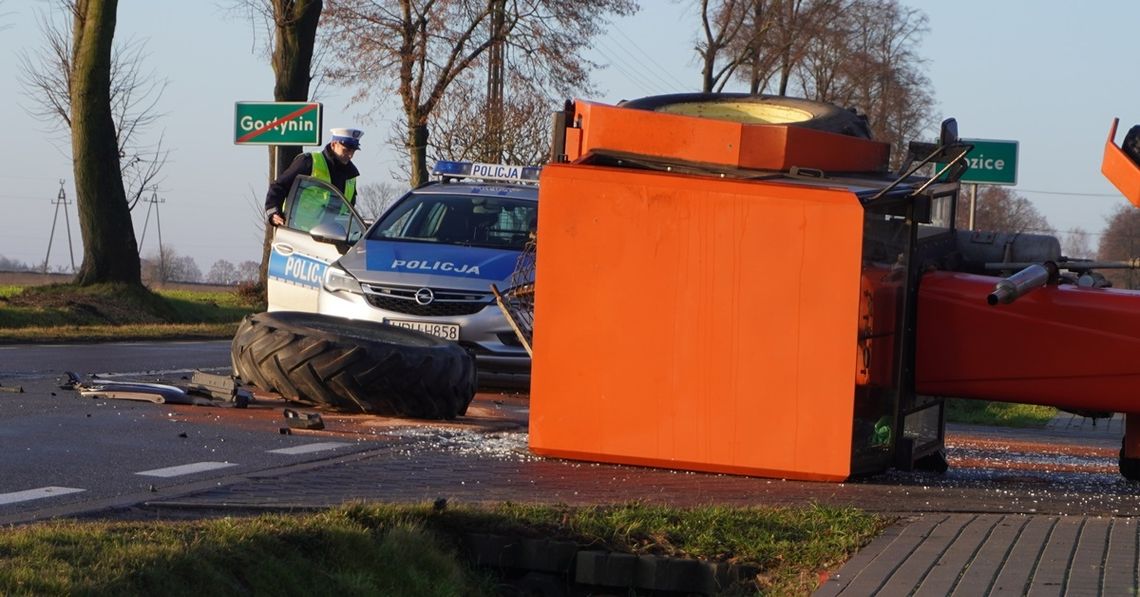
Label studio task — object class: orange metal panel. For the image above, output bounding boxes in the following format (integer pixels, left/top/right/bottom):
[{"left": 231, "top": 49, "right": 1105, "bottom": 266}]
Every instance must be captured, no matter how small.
[
  {"left": 916, "top": 271, "right": 1140, "bottom": 413},
  {"left": 529, "top": 163, "right": 865, "bottom": 482},
  {"left": 567, "top": 100, "right": 891, "bottom": 173},
  {"left": 1101, "top": 118, "right": 1140, "bottom": 208}
]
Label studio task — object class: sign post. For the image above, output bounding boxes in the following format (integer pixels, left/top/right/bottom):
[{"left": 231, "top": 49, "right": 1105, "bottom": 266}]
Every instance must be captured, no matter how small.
[{"left": 234, "top": 102, "right": 322, "bottom": 146}]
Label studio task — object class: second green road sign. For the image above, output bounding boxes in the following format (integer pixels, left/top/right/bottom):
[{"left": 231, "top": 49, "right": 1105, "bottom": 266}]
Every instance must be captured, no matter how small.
[
  {"left": 940, "top": 138, "right": 1019, "bottom": 185},
  {"left": 234, "top": 102, "right": 322, "bottom": 146}
]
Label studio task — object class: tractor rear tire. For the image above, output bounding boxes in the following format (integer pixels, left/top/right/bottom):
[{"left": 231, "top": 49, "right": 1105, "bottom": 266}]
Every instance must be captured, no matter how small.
[
  {"left": 231, "top": 311, "right": 476, "bottom": 419},
  {"left": 618, "top": 92, "right": 874, "bottom": 139}
]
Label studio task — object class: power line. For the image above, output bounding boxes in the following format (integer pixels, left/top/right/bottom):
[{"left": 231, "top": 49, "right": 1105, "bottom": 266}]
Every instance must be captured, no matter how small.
[
  {"left": 592, "top": 40, "right": 667, "bottom": 96},
  {"left": 608, "top": 26, "right": 691, "bottom": 92},
  {"left": 1018, "top": 189, "right": 1120, "bottom": 198},
  {"left": 593, "top": 39, "right": 674, "bottom": 98}
]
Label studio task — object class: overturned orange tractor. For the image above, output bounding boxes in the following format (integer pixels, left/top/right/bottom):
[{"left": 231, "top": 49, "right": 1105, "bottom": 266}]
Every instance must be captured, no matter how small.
[{"left": 522, "top": 93, "right": 1140, "bottom": 482}]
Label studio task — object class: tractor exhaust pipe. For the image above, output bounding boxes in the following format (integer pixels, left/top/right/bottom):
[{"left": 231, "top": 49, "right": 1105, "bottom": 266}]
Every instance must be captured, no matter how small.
[{"left": 987, "top": 263, "right": 1054, "bottom": 305}]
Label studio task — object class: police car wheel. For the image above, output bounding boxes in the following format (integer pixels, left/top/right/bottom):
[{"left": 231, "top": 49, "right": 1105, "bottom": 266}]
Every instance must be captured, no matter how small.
[
  {"left": 231, "top": 311, "right": 476, "bottom": 419},
  {"left": 618, "top": 92, "right": 874, "bottom": 139}
]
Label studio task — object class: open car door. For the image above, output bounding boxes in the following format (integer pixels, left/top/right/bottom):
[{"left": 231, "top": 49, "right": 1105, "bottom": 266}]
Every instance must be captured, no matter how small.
[{"left": 267, "top": 176, "right": 368, "bottom": 312}]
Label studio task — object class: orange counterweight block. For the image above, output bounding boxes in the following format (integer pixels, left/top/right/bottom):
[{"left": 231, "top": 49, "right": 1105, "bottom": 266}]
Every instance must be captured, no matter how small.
[
  {"left": 528, "top": 163, "right": 867, "bottom": 482},
  {"left": 562, "top": 100, "right": 891, "bottom": 174}
]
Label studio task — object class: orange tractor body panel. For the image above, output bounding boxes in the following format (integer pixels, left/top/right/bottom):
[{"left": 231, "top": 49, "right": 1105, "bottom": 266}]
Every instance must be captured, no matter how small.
[
  {"left": 566, "top": 100, "right": 892, "bottom": 173},
  {"left": 523, "top": 95, "right": 1140, "bottom": 481},
  {"left": 917, "top": 271, "right": 1140, "bottom": 413},
  {"left": 529, "top": 163, "right": 865, "bottom": 482}
]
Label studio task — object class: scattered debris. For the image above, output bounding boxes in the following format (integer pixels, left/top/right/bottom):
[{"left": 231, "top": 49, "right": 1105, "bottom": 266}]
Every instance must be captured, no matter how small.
[
  {"left": 184, "top": 370, "right": 253, "bottom": 408},
  {"left": 59, "top": 371, "right": 250, "bottom": 408},
  {"left": 283, "top": 408, "right": 325, "bottom": 430},
  {"left": 58, "top": 372, "right": 82, "bottom": 390},
  {"left": 78, "top": 381, "right": 201, "bottom": 405}
]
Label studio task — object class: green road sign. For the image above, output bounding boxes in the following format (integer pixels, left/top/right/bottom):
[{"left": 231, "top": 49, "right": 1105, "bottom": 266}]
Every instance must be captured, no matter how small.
[
  {"left": 940, "top": 138, "right": 1019, "bottom": 185},
  {"left": 234, "top": 102, "right": 322, "bottom": 146}
]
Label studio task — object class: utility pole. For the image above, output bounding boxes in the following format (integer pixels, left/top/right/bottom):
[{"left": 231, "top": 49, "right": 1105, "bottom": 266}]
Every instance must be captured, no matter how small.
[
  {"left": 486, "top": 0, "right": 506, "bottom": 163},
  {"left": 43, "top": 179, "right": 77, "bottom": 273},
  {"left": 138, "top": 187, "right": 166, "bottom": 281}
]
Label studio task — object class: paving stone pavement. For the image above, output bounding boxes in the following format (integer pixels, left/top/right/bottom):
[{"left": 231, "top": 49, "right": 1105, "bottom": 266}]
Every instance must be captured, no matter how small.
[{"left": 134, "top": 408, "right": 1140, "bottom": 596}]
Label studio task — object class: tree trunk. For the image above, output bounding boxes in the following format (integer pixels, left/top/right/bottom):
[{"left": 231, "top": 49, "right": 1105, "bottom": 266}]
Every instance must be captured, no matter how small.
[
  {"left": 409, "top": 121, "right": 429, "bottom": 187},
  {"left": 71, "top": 0, "right": 142, "bottom": 286},
  {"left": 271, "top": 0, "right": 321, "bottom": 176},
  {"left": 259, "top": 0, "right": 322, "bottom": 291}
]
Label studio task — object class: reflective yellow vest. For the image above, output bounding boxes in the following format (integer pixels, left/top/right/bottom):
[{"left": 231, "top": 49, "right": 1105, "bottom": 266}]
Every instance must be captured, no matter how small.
[{"left": 290, "top": 151, "right": 357, "bottom": 230}]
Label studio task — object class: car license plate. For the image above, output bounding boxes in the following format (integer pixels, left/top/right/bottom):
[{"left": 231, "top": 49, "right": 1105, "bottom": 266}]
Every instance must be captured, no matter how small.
[{"left": 386, "top": 320, "right": 460, "bottom": 341}]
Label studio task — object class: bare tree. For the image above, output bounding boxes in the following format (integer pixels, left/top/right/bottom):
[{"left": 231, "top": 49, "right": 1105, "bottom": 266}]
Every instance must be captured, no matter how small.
[
  {"left": 684, "top": 0, "right": 753, "bottom": 92},
  {"left": 680, "top": 0, "right": 934, "bottom": 161},
  {"left": 1097, "top": 204, "right": 1140, "bottom": 289},
  {"left": 207, "top": 259, "right": 239, "bottom": 284},
  {"left": 1061, "top": 227, "right": 1093, "bottom": 260},
  {"left": 17, "top": 1, "right": 168, "bottom": 212},
  {"left": 321, "top": 0, "right": 637, "bottom": 187},
  {"left": 794, "top": 0, "right": 933, "bottom": 160},
  {"left": 143, "top": 247, "right": 201, "bottom": 283},
  {"left": 722, "top": 0, "right": 842, "bottom": 96},
  {"left": 236, "top": 260, "right": 261, "bottom": 282},
  {"left": 954, "top": 186, "right": 1054, "bottom": 236},
  {"left": 0, "top": 256, "right": 33, "bottom": 272},
  {"left": 355, "top": 181, "right": 403, "bottom": 220},
  {"left": 400, "top": 71, "right": 553, "bottom": 174}
]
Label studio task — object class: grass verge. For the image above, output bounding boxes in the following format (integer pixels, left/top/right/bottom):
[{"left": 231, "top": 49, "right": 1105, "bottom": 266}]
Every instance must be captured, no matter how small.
[
  {"left": 0, "top": 502, "right": 885, "bottom": 596},
  {"left": 0, "top": 283, "right": 258, "bottom": 342},
  {"left": 945, "top": 398, "right": 1057, "bottom": 428}
]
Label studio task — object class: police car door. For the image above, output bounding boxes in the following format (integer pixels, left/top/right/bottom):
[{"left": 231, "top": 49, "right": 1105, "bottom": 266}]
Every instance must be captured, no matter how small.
[{"left": 267, "top": 176, "right": 365, "bottom": 312}]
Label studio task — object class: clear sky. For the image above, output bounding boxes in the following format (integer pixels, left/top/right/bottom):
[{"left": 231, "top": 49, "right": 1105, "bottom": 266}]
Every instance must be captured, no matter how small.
[{"left": 1, "top": 1, "right": 1139, "bottom": 272}]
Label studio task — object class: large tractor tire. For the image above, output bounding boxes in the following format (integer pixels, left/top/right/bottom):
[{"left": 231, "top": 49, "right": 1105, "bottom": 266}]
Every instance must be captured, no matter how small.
[
  {"left": 619, "top": 92, "right": 874, "bottom": 139},
  {"left": 231, "top": 311, "right": 476, "bottom": 419}
]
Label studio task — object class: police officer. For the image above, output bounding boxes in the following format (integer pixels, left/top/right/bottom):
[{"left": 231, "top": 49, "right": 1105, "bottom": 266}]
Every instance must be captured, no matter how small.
[{"left": 264, "top": 127, "right": 363, "bottom": 227}]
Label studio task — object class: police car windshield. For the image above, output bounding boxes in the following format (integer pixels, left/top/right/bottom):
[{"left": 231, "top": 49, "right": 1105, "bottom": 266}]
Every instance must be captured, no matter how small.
[{"left": 370, "top": 193, "right": 537, "bottom": 251}]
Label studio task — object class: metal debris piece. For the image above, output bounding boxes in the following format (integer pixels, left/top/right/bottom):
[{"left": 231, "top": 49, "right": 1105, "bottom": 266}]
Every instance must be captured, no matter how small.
[
  {"left": 185, "top": 370, "right": 253, "bottom": 407},
  {"left": 283, "top": 408, "right": 325, "bottom": 430},
  {"left": 0, "top": 385, "right": 23, "bottom": 394},
  {"left": 59, "top": 371, "right": 82, "bottom": 390},
  {"left": 64, "top": 371, "right": 203, "bottom": 405},
  {"left": 62, "top": 371, "right": 244, "bottom": 407},
  {"left": 78, "top": 381, "right": 198, "bottom": 405}
]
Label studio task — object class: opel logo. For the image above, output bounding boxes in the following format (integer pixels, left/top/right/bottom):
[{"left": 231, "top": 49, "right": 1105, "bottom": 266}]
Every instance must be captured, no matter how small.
[{"left": 414, "top": 288, "right": 435, "bottom": 305}]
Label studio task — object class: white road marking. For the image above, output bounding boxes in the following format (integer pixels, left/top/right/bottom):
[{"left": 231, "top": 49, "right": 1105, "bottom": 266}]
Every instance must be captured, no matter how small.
[
  {"left": 0, "top": 486, "right": 85, "bottom": 505},
  {"left": 267, "top": 442, "right": 349, "bottom": 455},
  {"left": 136, "top": 462, "right": 237, "bottom": 478}
]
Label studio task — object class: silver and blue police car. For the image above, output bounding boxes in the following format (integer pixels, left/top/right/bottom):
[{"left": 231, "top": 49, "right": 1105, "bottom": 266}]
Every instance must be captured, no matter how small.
[{"left": 316, "top": 161, "right": 539, "bottom": 385}]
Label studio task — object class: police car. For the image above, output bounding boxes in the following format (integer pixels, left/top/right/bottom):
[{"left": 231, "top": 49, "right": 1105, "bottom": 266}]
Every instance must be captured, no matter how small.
[{"left": 265, "top": 160, "right": 538, "bottom": 386}]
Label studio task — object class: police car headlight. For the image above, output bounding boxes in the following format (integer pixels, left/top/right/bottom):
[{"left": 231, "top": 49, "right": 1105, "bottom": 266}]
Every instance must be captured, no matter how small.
[{"left": 322, "top": 265, "right": 361, "bottom": 294}]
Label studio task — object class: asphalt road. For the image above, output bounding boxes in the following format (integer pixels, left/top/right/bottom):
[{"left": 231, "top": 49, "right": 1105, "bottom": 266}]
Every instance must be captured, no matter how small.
[
  {"left": 0, "top": 340, "right": 385, "bottom": 524},
  {"left": 2, "top": 340, "right": 1137, "bottom": 526}
]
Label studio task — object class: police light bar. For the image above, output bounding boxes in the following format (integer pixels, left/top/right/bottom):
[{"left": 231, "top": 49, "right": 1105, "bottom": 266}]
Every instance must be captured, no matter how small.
[{"left": 431, "top": 160, "right": 540, "bottom": 183}]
